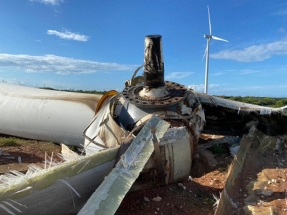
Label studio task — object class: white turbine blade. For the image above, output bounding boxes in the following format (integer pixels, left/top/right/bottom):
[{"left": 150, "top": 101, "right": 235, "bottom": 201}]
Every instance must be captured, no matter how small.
[
  {"left": 207, "top": 5, "right": 212, "bottom": 35},
  {"left": 211, "top": 35, "right": 228, "bottom": 42},
  {"left": 202, "top": 40, "right": 208, "bottom": 61}
]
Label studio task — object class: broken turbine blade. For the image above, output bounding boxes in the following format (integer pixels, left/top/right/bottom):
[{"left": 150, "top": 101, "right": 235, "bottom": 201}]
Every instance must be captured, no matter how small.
[{"left": 211, "top": 36, "right": 228, "bottom": 42}]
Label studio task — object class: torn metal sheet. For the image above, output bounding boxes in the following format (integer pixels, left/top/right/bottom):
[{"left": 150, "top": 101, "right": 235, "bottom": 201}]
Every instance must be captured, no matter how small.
[
  {"left": 83, "top": 94, "right": 127, "bottom": 154},
  {"left": 78, "top": 116, "right": 169, "bottom": 215}
]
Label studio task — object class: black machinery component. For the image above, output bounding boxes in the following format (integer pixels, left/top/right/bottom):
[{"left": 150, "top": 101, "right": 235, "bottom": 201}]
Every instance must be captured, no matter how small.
[{"left": 144, "top": 35, "right": 165, "bottom": 88}]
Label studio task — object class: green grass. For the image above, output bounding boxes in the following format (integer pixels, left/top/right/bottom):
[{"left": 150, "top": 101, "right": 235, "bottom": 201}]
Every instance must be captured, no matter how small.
[{"left": 0, "top": 137, "right": 22, "bottom": 147}]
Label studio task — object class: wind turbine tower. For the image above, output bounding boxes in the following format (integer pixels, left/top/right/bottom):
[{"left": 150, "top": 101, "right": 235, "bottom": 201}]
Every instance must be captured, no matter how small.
[{"left": 203, "top": 6, "right": 228, "bottom": 94}]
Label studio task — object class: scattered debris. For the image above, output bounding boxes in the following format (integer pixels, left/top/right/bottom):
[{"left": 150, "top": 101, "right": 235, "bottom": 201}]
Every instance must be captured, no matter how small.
[
  {"left": 144, "top": 197, "right": 150, "bottom": 202},
  {"left": 212, "top": 194, "right": 220, "bottom": 209},
  {"left": 0, "top": 149, "right": 10, "bottom": 156},
  {"left": 178, "top": 183, "right": 186, "bottom": 191},
  {"left": 153, "top": 196, "right": 162, "bottom": 202},
  {"left": 197, "top": 149, "right": 218, "bottom": 170},
  {"left": 261, "top": 190, "right": 273, "bottom": 197},
  {"left": 2, "top": 156, "right": 15, "bottom": 160}
]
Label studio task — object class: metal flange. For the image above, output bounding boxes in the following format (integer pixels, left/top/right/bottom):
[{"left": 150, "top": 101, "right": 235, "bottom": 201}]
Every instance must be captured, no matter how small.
[{"left": 122, "top": 81, "right": 187, "bottom": 107}]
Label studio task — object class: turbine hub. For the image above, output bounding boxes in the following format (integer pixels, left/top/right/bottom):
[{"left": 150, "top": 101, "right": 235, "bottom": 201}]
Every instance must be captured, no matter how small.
[{"left": 122, "top": 35, "right": 187, "bottom": 108}]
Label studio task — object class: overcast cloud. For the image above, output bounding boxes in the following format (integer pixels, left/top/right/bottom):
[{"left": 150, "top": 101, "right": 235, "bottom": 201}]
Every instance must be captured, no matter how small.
[
  {"left": 47, "top": 30, "right": 89, "bottom": 41},
  {"left": 210, "top": 37, "right": 287, "bottom": 62},
  {"left": 0, "top": 54, "right": 135, "bottom": 74}
]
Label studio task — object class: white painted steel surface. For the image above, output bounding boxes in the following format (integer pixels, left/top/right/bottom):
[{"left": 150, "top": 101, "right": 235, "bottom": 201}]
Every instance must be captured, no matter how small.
[
  {"left": 0, "top": 83, "right": 101, "bottom": 146},
  {"left": 160, "top": 127, "right": 192, "bottom": 183}
]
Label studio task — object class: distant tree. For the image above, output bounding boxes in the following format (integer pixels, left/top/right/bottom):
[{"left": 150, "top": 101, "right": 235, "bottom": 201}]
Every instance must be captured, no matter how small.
[
  {"left": 219, "top": 96, "right": 283, "bottom": 107},
  {"left": 274, "top": 99, "right": 287, "bottom": 108},
  {"left": 233, "top": 96, "right": 243, "bottom": 102}
]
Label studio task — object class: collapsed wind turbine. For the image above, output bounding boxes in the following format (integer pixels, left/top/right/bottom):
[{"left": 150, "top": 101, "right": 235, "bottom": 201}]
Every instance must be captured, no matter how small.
[{"left": 203, "top": 5, "right": 228, "bottom": 94}]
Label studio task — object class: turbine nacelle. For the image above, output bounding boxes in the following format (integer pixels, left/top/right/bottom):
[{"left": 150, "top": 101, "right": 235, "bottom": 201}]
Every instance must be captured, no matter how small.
[{"left": 204, "top": 34, "right": 212, "bottom": 39}]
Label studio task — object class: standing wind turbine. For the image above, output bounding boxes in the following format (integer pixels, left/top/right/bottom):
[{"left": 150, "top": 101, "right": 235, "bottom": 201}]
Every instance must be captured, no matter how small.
[{"left": 203, "top": 5, "right": 228, "bottom": 94}]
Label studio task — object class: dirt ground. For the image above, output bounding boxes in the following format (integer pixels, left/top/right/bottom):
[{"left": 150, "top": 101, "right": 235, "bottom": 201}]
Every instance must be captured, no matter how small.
[
  {"left": 0, "top": 134, "right": 233, "bottom": 215},
  {"left": 116, "top": 169, "right": 226, "bottom": 215}
]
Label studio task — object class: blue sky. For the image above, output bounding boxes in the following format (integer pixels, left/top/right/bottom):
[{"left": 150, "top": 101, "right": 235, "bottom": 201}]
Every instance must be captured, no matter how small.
[{"left": 0, "top": 0, "right": 287, "bottom": 97}]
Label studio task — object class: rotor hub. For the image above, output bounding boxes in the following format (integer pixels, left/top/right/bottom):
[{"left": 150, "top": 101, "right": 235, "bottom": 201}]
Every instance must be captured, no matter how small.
[{"left": 122, "top": 35, "right": 187, "bottom": 108}]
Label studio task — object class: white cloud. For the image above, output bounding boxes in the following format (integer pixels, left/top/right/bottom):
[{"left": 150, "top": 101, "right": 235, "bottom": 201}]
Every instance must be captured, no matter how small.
[
  {"left": 30, "top": 0, "right": 63, "bottom": 5},
  {"left": 212, "top": 72, "right": 227, "bottom": 76},
  {"left": 279, "top": 27, "right": 286, "bottom": 33},
  {"left": 274, "top": 9, "right": 287, "bottom": 16},
  {"left": 166, "top": 72, "right": 194, "bottom": 79},
  {"left": 210, "top": 37, "right": 287, "bottom": 62},
  {"left": 0, "top": 54, "right": 136, "bottom": 75},
  {"left": 214, "top": 66, "right": 287, "bottom": 78},
  {"left": 187, "top": 83, "right": 220, "bottom": 92},
  {"left": 209, "top": 84, "right": 219, "bottom": 88},
  {"left": 239, "top": 69, "right": 261, "bottom": 75},
  {"left": 188, "top": 84, "right": 204, "bottom": 92},
  {"left": 47, "top": 30, "right": 89, "bottom": 42}
]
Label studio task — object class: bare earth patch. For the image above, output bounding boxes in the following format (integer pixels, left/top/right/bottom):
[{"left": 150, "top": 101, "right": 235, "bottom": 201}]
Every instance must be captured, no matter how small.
[{"left": 0, "top": 135, "right": 62, "bottom": 174}]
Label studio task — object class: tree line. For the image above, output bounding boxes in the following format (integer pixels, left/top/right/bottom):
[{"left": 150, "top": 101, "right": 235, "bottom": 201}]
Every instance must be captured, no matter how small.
[
  {"left": 40, "top": 87, "right": 106, "bottom": 95},
  {"left": 219, "top": 96, "right": 287, "bottom": 108}
]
